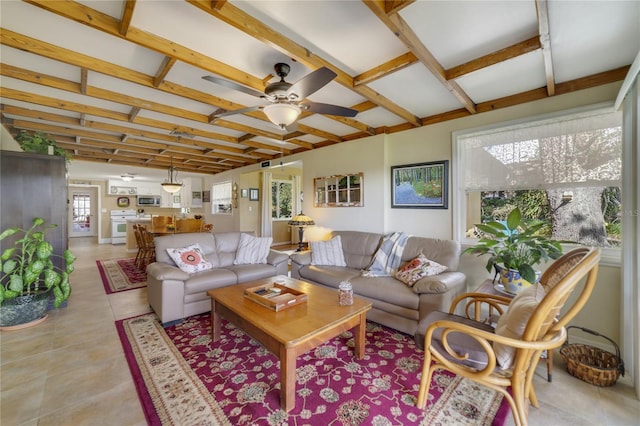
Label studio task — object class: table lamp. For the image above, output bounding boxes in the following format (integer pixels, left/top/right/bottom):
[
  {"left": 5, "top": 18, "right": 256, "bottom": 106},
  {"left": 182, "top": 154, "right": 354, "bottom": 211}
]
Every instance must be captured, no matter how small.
[{"left": 288, "top": 212, "right": 315, "bottom": 251}]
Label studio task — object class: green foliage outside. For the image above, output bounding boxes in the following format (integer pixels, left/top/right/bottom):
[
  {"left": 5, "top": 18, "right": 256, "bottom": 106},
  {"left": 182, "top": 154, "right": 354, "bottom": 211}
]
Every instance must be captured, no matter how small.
[
  {"left": 480, "top": 188, "right": 621, "bottom": 243},
  {"left": 271, "top": 181, "right": 292, "bottom": 219}
]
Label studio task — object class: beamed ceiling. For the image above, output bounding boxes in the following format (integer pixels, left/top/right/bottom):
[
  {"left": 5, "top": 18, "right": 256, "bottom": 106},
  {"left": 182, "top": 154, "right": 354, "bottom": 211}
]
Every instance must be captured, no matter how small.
[{"left": 1, "top": 0, "right": 638, "bottom": 178}]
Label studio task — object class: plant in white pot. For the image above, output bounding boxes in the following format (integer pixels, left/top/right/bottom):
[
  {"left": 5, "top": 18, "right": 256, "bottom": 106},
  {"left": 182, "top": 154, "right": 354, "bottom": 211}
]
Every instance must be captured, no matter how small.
[
  {"left": 463, "top": 207, "right": 565, "bottom": 294},
  {"left": 0, "top": 217, "right": 76, "bottom": 328}
]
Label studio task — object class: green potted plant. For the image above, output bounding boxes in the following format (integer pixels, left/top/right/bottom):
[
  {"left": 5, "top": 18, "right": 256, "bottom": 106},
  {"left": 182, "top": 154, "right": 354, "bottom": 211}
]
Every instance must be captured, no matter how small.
[
  {"left": 463, "top": 207, "right": 564, "bottom": 294},
  {"left": 0, "top": 217, "right": 76, "bottom": 328},
  {"left": 14, "top": 130, "right": 71, "bottom": 161}
]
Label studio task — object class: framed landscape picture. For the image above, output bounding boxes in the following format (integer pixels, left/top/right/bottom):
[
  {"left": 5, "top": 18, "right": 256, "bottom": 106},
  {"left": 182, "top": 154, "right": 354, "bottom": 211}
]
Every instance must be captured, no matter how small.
[{"left": 391, "top": 160, "right": 448, "bottom": 209}]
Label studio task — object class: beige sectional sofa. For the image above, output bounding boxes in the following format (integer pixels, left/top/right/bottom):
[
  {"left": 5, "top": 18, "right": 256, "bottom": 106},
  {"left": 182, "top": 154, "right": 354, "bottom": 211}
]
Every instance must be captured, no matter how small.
[
  {"left": 290, "top": 230, "right": 466, "bottom": 336},
  {"left": 147, "top": 232, "right": 289, "bottom": 325}
]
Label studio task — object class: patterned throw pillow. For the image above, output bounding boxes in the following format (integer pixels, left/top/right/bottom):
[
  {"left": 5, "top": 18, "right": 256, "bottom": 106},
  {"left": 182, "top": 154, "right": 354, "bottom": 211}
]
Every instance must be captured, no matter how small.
[
  {"left": 310, "top": 236, "right": 347, "bottom": 267},
  {"left": 494, "top": 283, "right": 546, "bottom": 369},
  {"left": 234, "top": 233, "right": 273, "bottom": 264},
  {"left": 166, "top": 243, "right": 213, "bottom": 274},
  {"left": 395, "top": 253, "right": 448, "bottom": 286}
]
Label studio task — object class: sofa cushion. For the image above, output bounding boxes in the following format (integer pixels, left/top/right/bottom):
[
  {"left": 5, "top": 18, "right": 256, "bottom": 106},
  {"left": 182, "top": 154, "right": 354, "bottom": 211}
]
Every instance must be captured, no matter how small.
[
  {"left": 402, "top": 236, "right": 461, "bottom": 271},
  {"left": 332, "top": 231, "right": 382, "bottom": 270},
  {"left": 310, "top": 236, "right": 347, "bottom": 266},
  {"left": 494, "top": 283, "right": 545, "bottom": 369},
  {"left": 299, "top": 265, "right": 361, "bottom": 288},
  {"left": 395, "top": 254, "right": 448, "bottom": 286},
  {"left": 213, "top": 232, "right": 244, "bottom": 267},
  {"left": 183, "top": 268, "right": 238, "bottom": 296},
  {"left": 166, "top": 243, "right": 213, "bottom": 274},
  {"left": 349, "top": 275, "right": 420, "bottom": 310},
  {"left": 227, "top": 264, "right": 280, "bottom": 282},
  {"left": 234, "top": 233, "right": 272, "bottom": 265},
  {"left": 155, "top": 232, "right": 218, "bottom": 267}
]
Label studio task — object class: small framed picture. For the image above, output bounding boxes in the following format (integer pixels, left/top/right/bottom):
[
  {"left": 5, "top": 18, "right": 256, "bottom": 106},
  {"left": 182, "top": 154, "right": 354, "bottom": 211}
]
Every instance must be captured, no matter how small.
[
  {"left": 241, "top": 188, "right": 248, "bottom": 198},
  {"left": 249, "top": 188, "right": 259, "bottom": 201}
]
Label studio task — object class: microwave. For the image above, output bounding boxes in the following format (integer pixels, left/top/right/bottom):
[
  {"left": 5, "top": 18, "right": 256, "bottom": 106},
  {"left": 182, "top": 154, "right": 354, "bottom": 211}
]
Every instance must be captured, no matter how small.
[{"left": 137, "top": 195, "right": 161, "bottom": 206}]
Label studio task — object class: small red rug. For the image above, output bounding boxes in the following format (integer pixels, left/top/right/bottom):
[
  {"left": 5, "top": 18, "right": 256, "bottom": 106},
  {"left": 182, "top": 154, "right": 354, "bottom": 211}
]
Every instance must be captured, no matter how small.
[
  {"left": 96, "top": 258, "right": 147, "bottom": 294},
  {"left": 117, "top": 313, "right": 510, "bottom": 425}
]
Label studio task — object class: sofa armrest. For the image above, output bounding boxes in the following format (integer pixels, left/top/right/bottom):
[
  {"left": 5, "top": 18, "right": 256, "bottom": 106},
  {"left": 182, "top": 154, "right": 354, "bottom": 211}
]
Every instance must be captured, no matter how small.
[
  {"left": 267, "top": 249, "right": 289, "bottom": 268},
  {"left": 147, "top": 262, "right": 190, "bottom": 281},
  {"left": 290, "top": 251, "right": 311, "bottom": 279},
  {"left": 412, "top": 271, "right": 466, "bottom": 294}
]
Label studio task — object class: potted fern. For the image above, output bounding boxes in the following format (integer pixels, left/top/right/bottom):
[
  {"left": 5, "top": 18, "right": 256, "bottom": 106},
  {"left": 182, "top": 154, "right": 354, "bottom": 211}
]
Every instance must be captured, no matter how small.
[
  {"left": 463, "top": 207, "right": 564, "bottom": 294},
  {"left": 0, "top": 217, "right": 76, "bottom": 328}
]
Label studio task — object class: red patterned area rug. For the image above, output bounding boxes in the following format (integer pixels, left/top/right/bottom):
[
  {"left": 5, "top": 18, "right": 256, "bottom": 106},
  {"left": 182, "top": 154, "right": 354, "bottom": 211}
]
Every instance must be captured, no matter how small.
[
  {"left": 96, "top": 258, "right": 147, "bottom": 294},
  {"left": 116, "top": 313, "right": 510, "bottom": 426}
]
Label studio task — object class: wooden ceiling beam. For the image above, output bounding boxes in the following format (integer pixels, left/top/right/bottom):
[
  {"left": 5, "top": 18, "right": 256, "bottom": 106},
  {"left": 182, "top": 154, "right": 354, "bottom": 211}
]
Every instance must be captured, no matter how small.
[
  {"left": 153, "top": 56, "right": 177, "bottom": 87},
  {"left": 445, "top": 36, "right": 542, "bottom": 80},
  {"left": 354, "top": 51, "right": 418, "bottom": 86},
  {"left": 536, "top": 0, "right": 556, "bottom": 96},
  {"left": 364, "top": 0, "right": 477, "bottom": 114},
  {"left": 187, "top": 0, "right": 421, "bottom": 127},
  {"left": 120, "top": 0, "right": 137, "bottom": 36}
]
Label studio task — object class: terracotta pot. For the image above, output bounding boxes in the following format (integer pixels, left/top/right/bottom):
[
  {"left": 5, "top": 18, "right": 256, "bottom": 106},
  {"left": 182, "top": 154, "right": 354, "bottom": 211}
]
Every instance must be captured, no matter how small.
[
  {"left": 499, "top": 268, "right": 542, "bottom": 295},
  {"left": 0, "top": 288, "right": 51, "bottom": 328}
]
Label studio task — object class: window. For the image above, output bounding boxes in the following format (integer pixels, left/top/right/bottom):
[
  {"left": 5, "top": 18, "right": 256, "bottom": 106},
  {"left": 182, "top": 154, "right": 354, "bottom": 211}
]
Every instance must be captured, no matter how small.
[
  {"left": 454, "top": 105, "right": 622, "bottom": 257},
  {"left": 211, "top": 181, "right": 232, "bottom": 214},
  {"left": 272, "top": 179, "right": 293, "bottom": 219}
]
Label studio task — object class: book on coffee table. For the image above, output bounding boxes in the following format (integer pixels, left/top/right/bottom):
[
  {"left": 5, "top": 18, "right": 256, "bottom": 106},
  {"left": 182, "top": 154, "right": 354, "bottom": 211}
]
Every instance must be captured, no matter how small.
[{"left": 244, "top": 282, "right": 308, "bottom": 311}]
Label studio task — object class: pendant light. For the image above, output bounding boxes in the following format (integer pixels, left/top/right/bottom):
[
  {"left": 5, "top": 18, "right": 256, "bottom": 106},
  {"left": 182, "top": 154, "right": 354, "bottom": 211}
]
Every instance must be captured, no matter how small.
[{"left": 161, "top": 156, "right": 183, "bottom": 193}]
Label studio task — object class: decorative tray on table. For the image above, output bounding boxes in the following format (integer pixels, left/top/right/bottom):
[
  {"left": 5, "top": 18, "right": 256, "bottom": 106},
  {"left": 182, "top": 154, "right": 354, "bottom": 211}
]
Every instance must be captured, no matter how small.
[{"left": 244, "top": 282, "right": 307, "bottom": 311}]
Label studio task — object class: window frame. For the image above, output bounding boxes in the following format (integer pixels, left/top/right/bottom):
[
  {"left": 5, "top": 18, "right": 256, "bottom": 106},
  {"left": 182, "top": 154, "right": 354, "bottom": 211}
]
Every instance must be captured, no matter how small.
[
  {"left": 452, "top": 102, "right": 622, "bottom": 266},
  {"left": 211, "top": 180, "right": 233, "bottom": 215},
  {"left": 271, "top": 178, "right": 293, "bottom": 221}
]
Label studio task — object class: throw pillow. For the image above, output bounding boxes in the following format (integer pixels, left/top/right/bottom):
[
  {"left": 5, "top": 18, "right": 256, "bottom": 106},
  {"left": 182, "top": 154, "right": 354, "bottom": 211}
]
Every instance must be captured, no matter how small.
[
  {"left": 310, "top": 236, "right": 347, "bottom": 266},
  {"left": 494, "top": 283, "right": 546, "bottom": 369},
  {"left": 166, "top": 243, "right": 213, "bottom": 274},
  {"left": 395, "top": 253, "right": 448, "bottom": 287},
  {"left": 234, "top": 233, "right": 273, "bottom": 265}
]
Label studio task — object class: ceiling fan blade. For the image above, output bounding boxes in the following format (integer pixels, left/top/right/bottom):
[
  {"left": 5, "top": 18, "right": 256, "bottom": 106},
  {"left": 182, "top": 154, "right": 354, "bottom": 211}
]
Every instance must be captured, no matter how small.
[
  {"left": 202, "top": 75, "right": 265, "bottom": 98},
  {"left": 302, "top": 101, "right": 358, "bottom": 117},
  {"left": 211, "top": 106, "right": 262, "bottom": 120},
  {"left": 287, "top": 67, "right": 337, "bottom": 99}
]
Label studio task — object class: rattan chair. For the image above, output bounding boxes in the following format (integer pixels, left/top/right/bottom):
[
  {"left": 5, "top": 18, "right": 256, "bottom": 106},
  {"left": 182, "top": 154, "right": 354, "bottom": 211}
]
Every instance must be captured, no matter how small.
[{"left": 416, "top": 247, "right": 601, "bottom": 426}]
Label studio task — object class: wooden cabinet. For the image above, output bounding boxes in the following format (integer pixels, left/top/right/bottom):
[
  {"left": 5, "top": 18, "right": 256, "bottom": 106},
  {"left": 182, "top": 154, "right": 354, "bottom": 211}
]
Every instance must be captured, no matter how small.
[
  {"left": 0, "top": 151, "right": 68, "bottom": 271},
  {"left": 160, "top": 178, "right": 192, "bottom": 208},
  {"left": 314, "top": 173, "right": 363, "bottom": 207}
]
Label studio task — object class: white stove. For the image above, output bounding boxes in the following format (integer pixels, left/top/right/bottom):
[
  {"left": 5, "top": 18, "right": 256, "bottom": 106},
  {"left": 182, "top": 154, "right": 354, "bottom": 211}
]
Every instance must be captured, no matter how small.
[{"left": 110, "top": 209, "right": 137, "bottom": 244}]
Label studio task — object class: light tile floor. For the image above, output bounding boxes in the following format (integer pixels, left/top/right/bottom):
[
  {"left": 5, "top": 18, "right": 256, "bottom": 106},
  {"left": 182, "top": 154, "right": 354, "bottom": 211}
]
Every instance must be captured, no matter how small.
[{"left": 1, "top": 237, "right": 638, "bottom": 425}]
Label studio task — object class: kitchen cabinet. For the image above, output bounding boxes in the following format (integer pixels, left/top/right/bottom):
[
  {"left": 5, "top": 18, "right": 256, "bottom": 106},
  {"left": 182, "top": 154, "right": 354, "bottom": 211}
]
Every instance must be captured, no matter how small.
[
  {"left": 136, "top": 182, "right": 162, "bottom": 196},
  {"left": 107, "top": 179, "right": 137, "bottom": 196},
  {"left": 314, "top": 173, "right": 363, "bottom": 207}
]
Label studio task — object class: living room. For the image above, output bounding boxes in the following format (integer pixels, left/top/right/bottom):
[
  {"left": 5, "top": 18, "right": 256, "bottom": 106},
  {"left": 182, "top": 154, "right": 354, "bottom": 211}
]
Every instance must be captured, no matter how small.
[{"left": 1, "top": 1, "right": 640, "bottom": 424}]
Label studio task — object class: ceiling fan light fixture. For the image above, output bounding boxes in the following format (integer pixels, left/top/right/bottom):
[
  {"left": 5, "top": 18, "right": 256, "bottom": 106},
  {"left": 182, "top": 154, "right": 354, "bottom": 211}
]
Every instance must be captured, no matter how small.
[
  {"left": 121, "top": 174, "right": 134, "bottom": 182},
  {"left": 263, "top": 103, "right": 301, "bottom": 129}
]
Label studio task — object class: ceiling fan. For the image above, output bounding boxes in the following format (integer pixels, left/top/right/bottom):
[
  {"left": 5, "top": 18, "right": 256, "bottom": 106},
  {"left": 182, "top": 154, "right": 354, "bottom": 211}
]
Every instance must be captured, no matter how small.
[{"left": 203, "top": 63, "right": 357, "bottom": 129}]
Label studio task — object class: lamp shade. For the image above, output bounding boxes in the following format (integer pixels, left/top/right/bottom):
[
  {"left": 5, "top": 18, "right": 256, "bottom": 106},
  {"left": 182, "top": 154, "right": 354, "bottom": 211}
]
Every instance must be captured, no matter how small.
[
  {"left": 263, "top": 103, "right": 301, "bottom": 128},
  {"left": 288, "top": 213, "right": 315, "bottom": 227}
]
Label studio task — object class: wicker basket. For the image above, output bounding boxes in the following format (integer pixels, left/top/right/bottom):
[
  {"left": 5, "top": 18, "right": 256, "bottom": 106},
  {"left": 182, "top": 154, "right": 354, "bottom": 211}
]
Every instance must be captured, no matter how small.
[{"left": 560, "top": 326, "right": 624, "bottom": 387}]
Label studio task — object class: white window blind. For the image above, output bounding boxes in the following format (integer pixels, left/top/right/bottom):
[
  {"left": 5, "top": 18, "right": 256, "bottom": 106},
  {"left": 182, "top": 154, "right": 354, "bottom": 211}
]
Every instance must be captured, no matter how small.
[
  {"left": 459, "top": 109, "right": 622, "bottom": 191},
  {"left": 212, "top": 181, "right": 232, "bottom": 203}
]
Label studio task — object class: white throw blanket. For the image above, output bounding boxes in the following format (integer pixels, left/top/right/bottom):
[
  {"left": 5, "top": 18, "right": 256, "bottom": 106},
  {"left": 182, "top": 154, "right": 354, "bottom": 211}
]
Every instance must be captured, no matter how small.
[{"left": 362, "top": 232, "right": 410, "bottom": 277}]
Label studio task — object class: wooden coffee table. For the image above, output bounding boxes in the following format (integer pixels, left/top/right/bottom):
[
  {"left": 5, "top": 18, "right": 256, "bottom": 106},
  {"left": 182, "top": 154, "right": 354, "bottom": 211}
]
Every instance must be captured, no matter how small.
[{"left": 207, "top": 276, "right": 371, "bottom": 412}]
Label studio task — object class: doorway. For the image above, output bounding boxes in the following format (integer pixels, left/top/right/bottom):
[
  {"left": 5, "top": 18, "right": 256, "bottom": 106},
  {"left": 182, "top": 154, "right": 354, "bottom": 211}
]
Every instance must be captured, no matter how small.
[{"left": 69, "top": 185, "right": 98, "bottom": 238}]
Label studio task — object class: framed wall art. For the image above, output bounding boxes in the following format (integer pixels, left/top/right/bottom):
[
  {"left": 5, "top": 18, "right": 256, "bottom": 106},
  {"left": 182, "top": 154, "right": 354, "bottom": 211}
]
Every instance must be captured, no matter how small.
[
  {"left": 241, "top": 188, "right": 248, "bottom": 198},
  {"left": 391, "top": 160, "right": 448, "bottom": 209},
  {"left": 249, "top": 188, "right": 259, "bottom": 201}
]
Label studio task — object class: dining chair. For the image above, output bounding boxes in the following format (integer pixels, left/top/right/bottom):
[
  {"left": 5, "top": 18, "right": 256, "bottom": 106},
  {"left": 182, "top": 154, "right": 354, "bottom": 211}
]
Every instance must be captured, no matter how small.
[
  {"left": 151, "top": 215, "right": 173, "bottom": 228},
  {"left": 132, "top": 224, "right": 145, "bottom": 268},
  {"left": 415, "top": 247, "right": 601, "bottom": 426},
  {"left": 175, "top": 218, "right": 203, "bottom": 233},
  {"left": 136, "top": 225, "right": 156, "bottom": 268}
]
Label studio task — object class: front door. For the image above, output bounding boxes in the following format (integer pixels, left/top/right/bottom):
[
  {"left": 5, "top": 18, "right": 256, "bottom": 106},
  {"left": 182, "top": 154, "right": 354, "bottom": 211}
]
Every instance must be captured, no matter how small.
[{"left": 69, "top": 186, "right": 98, "bottom": 237}]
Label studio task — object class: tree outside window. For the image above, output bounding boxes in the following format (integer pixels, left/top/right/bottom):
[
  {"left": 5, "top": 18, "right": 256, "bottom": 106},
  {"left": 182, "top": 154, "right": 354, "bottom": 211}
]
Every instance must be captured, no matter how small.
[{"left": 272, "top": 180, "right": 292, "bottom": 219}]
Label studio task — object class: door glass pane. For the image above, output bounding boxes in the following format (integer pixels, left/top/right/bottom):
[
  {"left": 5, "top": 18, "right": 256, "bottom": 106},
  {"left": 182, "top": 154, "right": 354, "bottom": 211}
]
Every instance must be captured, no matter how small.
[{"left": 73, "top": 194, "right": 92, "bottom": 233}]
